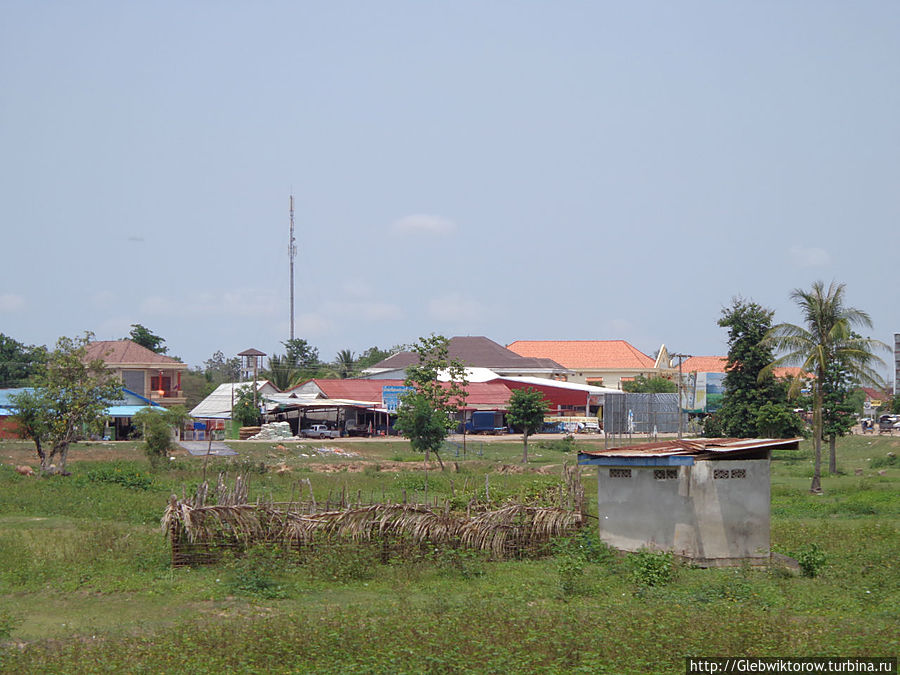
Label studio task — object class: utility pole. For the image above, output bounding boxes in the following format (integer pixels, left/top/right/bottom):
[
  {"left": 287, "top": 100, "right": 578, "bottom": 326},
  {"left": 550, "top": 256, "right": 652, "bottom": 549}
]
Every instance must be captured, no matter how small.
[
  {"left": 670, "top": 353, "right": 691, "bottom": 439},
  {"left": 289, "top": 194, "right": 297, "bottom": 341}
]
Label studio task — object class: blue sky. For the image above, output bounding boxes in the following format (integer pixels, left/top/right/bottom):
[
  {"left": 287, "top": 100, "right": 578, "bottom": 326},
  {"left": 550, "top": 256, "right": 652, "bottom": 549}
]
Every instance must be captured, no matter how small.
[{"left": 2, "top": 2, "right": 898, "bottom": 373}]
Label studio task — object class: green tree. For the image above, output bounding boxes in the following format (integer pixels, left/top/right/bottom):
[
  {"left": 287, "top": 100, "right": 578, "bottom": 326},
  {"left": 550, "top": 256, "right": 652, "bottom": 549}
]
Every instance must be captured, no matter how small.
[
  {"left": 395, "top": 335, "right": 468, "bottom": 469},
  {"left": 356, "top": 346, "right": 395, "bottom": 371},
  {"left": 265, "top": 354, "right": 303, "bottom": 391},
  {"left": 622, "top": 375, "right": 677, "bottom": 393},
  {"left": 334, "top": 349, "right": 356, "bottom": 379},
  {"left": 820, "top": 353, "right": 859, "bottom": 473},
  {"left": 754, "top": 401, "right": 806, "bottom": 439},
  {"left": 10, "top": 332, "right": 123, "bottom": 474},
  {"left": 764, "top": 281, "right": 887, "bottom": 493},
  {"left": 704, "top": 298, "right": 786, "bottom": 438},
  {"left": 233, "top": 385, "right": 262, "bottom": 427},
  {"left": 0, "top": 334, "right": 46, "bottom": 387},
  {"left": 127, "top": 324, "right": 168, "bottom": 354},
  {"left": 133, "top": 405, "right": 188, "bottom": 468},
  {"left": 506, "top": 387, "right": 549, "bottom": 464},
  {"left": 202, "top": 350, "right": 242, "bottom": 384},
  {"left": 283, "top": 338, "right": 321, "bottom": 371}
]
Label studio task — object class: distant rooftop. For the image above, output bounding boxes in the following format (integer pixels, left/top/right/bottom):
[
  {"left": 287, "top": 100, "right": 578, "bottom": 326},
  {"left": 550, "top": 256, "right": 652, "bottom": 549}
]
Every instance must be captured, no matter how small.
[{"left": 506, "top": 340, "right": 655, "bottom": 370}]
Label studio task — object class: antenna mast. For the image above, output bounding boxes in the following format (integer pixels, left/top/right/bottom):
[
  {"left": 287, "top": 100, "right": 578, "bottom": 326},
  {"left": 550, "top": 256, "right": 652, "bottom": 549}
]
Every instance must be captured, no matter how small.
[{"left": 289, "top": 194, "right": 297, "bottom": 340}]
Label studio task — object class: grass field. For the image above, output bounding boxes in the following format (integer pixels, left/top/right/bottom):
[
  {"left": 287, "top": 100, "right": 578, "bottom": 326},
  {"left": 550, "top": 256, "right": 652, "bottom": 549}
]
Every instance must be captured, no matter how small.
[{"left": 0, "top": 433, "right": 898, "bottom": 674}]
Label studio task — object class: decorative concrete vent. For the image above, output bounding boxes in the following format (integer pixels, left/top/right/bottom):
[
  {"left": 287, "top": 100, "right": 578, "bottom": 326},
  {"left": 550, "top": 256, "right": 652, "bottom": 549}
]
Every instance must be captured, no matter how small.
[
  {"left": 609, "top": 468, "right": 632, "bottom": 478},
  {"left": 653, "top": 469, "right": 678, "bottom": 480},
  {"left": 730, "top": 469, "right": 747, "bottom": 479}
]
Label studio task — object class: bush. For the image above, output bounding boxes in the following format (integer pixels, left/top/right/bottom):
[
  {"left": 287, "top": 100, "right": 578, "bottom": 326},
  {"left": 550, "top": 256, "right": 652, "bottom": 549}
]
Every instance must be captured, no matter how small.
[
  {"left": 306, "top": 540, "right": 379, "bottom": 582},
  {"left": 796, "top": 543, "right": 827, "bottom": 578},
  {"left": 85, "top": 464, "right": 154, "bottom": 490},
  {"left": 869, "top": 453, "right": 898, "bottom": 469},
  {"left": 223, "top": 545, "right": 290, "bottom": 599},
  {"left": 628, "top": 549, "right": 675, "bottom": 587},
  {"left": 553, "top": 528, "right": 615, "bottom": 564},
  {"left": 429, "top": 546, "right": 485, "bottom": 579},
  {"left": 557, "top": 554, "right": 585, "bottom": 597}
]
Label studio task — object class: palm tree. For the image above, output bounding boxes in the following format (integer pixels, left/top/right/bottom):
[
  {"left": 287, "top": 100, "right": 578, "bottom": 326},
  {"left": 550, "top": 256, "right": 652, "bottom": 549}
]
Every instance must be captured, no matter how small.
[
  {"left": 763, "top": 281, "right": 887, "bottom": 493},
  {"left": 265, "top": 354, "right": 302, "bottom": 391},
  {"left": 334, "top": 349, "right": 356, "bottom": 379}
]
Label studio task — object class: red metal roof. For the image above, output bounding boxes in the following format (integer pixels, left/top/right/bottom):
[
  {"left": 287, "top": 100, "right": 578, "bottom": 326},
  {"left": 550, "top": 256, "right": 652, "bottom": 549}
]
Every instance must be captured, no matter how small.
[{"left": 291, "top": 379, "right": 512, "bottom": 408}]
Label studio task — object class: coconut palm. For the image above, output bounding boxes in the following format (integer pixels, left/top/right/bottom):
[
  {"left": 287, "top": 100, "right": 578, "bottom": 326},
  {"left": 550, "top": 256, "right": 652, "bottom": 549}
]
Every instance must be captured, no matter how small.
[
  {"left": 334, "top": 349, "right": 356, "bottom": 379},
  {"left": 763, "top": 281, "right": 887, "bottom": 493}
]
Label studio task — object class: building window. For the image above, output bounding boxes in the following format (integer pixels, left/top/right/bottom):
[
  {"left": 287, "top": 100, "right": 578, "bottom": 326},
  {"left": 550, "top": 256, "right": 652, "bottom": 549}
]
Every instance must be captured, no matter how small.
[
  {"left": 730, "top": 469, "right": 747, "bottom": 479},
  {"left": 654, "top": 469, "right": 678, "bottom": 480},
  {"left": 609, "top": 468, "right": 631, "bottom": 479},
  {"left": 713, "top": 469, "right": 730, "bottom": 480}
]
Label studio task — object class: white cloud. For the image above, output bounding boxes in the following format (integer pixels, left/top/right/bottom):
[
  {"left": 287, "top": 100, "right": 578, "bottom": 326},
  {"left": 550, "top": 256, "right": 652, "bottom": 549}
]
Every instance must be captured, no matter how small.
[
  {"left": 0, "top": 293, "right": 25, "bottom": 312},
  {"left": 390, "top": 214, "right": 457, "bottom": 236},
  {"left": 427, "top": 292, "right": 485, "bottom": 322},
  {"left": 789, "top": 246, "right": 831, "bottom": 268}
]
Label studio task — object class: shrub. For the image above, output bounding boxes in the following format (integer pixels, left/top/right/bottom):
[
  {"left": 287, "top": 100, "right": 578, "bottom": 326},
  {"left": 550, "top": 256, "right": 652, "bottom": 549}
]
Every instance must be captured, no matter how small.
[
  {"left": 796, "top": 543, "right": 827, "bottom": 578},
  {"left": 557, "top": 553, "right": 585, "bottom": 597},
  {"left": 306, "top": 540, "right": 379, "bottom": 582},
  {"left": 86, "top": 465, "right": 154, "bottom": 490},
  {"left": 429, "top": 546, "right": 485, "bottom": 579},
  {"left": 628, "top": 549, "right": 675, "bottom": 587},
  {"left": 223, "top": 545, "right": 290, "bottom": 599},
  {"left": 869, "top": 453, "right": 898, "bottom": 469}
]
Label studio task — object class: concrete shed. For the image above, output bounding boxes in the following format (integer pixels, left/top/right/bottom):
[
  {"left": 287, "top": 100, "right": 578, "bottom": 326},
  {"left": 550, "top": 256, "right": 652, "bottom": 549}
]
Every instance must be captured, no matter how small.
[{"left": 577, "top": 438, "right": 800, "bottom": 567}]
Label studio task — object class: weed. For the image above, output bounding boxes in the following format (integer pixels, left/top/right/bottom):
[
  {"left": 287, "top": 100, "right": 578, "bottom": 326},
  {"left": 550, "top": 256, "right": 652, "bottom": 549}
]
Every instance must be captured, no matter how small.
[
  {"left": 796, "top": 543, "right": 827, "bottom": 578},
  {"left": 428, "top": 546, "right": 485, "bottom": 579},
  {"left": 85, "top": 464, "right": 154, "bottom": 490},
  {"left": 223, "top": 545, "right": 290, "bottom": 599},
  {"left": 628, "top": 549, "right": 675, "bottom": 587},
  {"left": 869, "top": 453, "right": 898, "bottom": 469},
  {"left": 556, "top": 554, "right": 585, "bottom": 597},
  {"left": 305, "top": 540, "right": 379, "bottom": 582}
]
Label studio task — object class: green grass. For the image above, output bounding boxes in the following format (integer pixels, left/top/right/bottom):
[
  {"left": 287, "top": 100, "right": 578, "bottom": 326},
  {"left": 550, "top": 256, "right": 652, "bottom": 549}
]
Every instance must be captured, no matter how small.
[{"left": 0, "top": 434, "right": 898, "bottom": 673}]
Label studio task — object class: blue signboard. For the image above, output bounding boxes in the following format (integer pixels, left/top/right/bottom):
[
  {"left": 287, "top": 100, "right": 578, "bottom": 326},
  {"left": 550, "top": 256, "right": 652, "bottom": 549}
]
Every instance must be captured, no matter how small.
[{"left": 382, "top": 385, "right": 414, "bottom": 412}]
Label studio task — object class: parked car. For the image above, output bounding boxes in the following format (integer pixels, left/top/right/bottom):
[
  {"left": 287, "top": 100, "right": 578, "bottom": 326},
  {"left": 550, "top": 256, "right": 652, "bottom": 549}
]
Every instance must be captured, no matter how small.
[{"left": 300, "top": 424, "right": 340, "bottom": 439}]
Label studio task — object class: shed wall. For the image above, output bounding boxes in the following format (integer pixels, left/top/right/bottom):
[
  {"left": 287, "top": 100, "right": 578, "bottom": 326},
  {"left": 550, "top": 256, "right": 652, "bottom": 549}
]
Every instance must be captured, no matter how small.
[{"left": 595, "top": 458, "right": 770, "bottom": 565}]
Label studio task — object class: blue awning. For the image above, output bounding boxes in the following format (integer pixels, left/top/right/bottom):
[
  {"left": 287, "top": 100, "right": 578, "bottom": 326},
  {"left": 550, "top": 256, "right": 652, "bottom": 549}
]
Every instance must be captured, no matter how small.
[{"left": 105, "top": 405, "right": 158, "bottom": 418}]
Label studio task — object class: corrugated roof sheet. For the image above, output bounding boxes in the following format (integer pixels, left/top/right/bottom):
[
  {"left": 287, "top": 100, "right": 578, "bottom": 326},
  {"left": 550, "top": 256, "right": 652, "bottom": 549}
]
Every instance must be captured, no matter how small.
[{"left": 579, "top": 437, "right": 801, "bottom": 459}]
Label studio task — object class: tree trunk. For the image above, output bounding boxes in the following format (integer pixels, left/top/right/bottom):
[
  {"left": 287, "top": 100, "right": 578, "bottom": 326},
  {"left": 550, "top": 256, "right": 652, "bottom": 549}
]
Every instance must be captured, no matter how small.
[
  {"left": 522, "top": 431, "right": 529, "bottom": 464},
  {"left": 828, "top": 435, "right": 837, "bottom": 475},
  {"left": 433, "top": 449, "right": 445, "bottom": 471},
  {"left": 34, "top": 438, "right": 47, "bottom": 471},
  {"left": 810, "top": 387, "right": 823, "bottom": 494}
]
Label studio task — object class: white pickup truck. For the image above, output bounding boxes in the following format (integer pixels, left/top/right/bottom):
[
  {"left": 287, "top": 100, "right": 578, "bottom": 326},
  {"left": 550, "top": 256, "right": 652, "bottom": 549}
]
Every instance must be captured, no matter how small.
[{"left": 299, "top": 424, "right": 340, "bottom": 439}]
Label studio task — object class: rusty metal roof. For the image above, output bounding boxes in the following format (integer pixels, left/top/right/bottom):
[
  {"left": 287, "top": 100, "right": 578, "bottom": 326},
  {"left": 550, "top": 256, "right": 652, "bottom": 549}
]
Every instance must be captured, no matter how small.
[{"left": 579, "top": 437, "right": 801, "bottom": 459}]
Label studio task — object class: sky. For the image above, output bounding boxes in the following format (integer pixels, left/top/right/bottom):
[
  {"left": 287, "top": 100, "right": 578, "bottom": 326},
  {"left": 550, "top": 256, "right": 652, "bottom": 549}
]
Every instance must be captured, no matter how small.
[{"left": 2, "top": 2, "right": 898, "bottom": 374}]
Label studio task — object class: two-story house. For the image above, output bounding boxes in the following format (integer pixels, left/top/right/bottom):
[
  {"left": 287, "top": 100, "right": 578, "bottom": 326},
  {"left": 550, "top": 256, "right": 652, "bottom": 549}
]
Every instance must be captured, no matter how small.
[{"left": 85, "top": 339, "right": 188, "bottom": 408}]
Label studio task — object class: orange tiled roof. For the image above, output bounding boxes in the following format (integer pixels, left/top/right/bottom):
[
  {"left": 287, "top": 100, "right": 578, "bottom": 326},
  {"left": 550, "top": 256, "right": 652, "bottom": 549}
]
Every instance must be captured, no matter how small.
[
  {"left": 506, "top": 340, "right": 654, "bottom": 370},
  {"left": 680, "top": 356, "right": 807, "bottom": 379},
  {"left": 679, "top": 356, "right": 727, "bottom": 373},
  {"left": 85, "top": 340, "right": 186, "bottom": 368}
]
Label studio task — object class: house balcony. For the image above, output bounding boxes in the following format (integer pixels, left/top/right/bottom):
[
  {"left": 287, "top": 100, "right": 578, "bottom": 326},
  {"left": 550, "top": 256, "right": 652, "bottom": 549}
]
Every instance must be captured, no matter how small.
[{"left": 149, "top": 390, "right": 186, "bottom": 407}]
